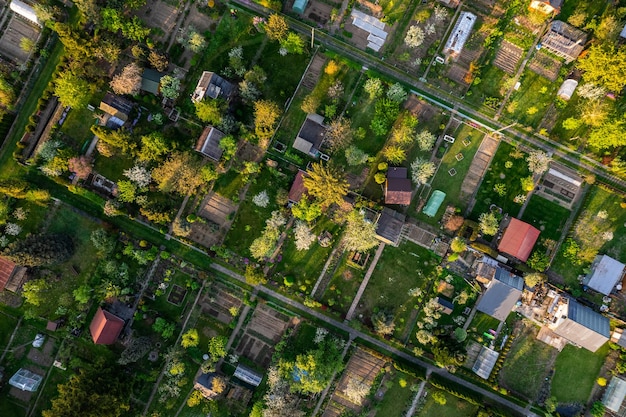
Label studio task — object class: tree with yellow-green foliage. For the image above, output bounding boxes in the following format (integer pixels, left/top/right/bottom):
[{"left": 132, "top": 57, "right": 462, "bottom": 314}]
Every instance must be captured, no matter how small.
[
  {"left": 253, "top": 100, "right": 281, "bottom": 145},
  {"left": 302, "top": 163, "right": 349, "bottom": 210},
  {"left": 265, "top": 14, "right": 288, "bottom": 41},
  {"left": 578, "top": 44, "right": 626, "bottom": 92}
]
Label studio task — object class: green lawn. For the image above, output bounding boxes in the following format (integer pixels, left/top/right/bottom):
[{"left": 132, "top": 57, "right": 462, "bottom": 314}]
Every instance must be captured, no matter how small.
[
  {"left": 414, "top": 124, "right": 485, "bottom": 224},
  {"left": 0, "top": 311, "right": 19, "bottom": 350},
  {"left": 223, "top": 166, "right": 290, "bottom": 255},
  {"left": 499, "top": 325, "right": 558, "bottom": 401},
  {"left": 418, "top": 387, "right": 479, "bottom": 417},
  {"left": 93, "top": 152, "right": 135, "bottom": 182},
  {"left": 470, "top": 142, "right": 531, "bottom": 219},
  {"left": 551, "top": 343, "right": 609, "bottom": 404},
  {"left": 375, "top": 371, "right": 418, "bottom": 417},
  {"left": 213, "top": 169, "right": 247, "bottom": 201},
  {"left": 60, "top": 91, "right": 104, "bottom": 144},
  {"left": 467, "top": 312, "right": 500, "bottom": 342},
  {"left": 506, "top": 70, "right": 558, "bottom": 129},
  {"left": 272, "top": 217, "right": 342, "bottom": 291},
  {"left": 357, "top": 242, "right": 440, "bottom": 339},
  {"left": 467, "top": 65, "right": 507, "bottom": 111},
  {"left": 320, "top": 252, "right": 366, "bottom": 316},
  {"left": 551, "top": 185, "right": 626, "bottom": 287},
  {"left": 521, "top": 195, "right": 570, "bottom": 241}
]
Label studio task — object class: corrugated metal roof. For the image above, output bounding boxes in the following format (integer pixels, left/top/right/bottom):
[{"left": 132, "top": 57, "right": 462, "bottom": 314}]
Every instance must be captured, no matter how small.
[
  {"left": 495, "top": 268, "right": 524, "bottom": 291},
  {"left": 568, "top": 300, "right": 610, "bottom": 337},
  {"left": 476, "top": 281, "right": 522, "bottom": 321},
  {"left": 584, "top": 254, "right": 625, "bottom": 295}
]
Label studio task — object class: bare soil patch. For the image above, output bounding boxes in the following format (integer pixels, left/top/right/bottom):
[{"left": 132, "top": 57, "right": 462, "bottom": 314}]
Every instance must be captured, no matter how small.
[
  {"left": 198, "top": 281, "right": 244, "bottom": 324},
  {"left": 0, "top": 16, "right": 40, "bottom": 65},
  {"left": 136, "top": 0, "right": 180, "bottom": 44},
  {"left": 167, "top": 284, "right": 187, "bottom": 306},
  {"left": 493, "top": 41, "right": 523, "bottom": 75},
  {"left": 528, "top": 51, "right": 561, "bottom": 81}
]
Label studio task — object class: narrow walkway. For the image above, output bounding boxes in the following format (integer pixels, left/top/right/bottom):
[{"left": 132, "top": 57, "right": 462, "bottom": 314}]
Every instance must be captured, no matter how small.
[
  {"left": 345, "top": 242, "right": 385, "bottom": 321},
  {"left": 311, "top": 336, "right": 354, "bottom": 416},
  {"left": 0, "top": 316, "right": 23, "bottom": 364},
  {"left": 168, "top": 194, "right": 191, "bottom": 236},
  {"left": 166, "top": 0, "right": 193, "bottom": 53},
  {"left": 142, "top": 280, "right": 208, "bottom": 416},
  {"left": 404, "top": 373, "right": 430, "bottom": 417},
  {"left": 310, "top": 240, "right": 344, "bottom": 299}
]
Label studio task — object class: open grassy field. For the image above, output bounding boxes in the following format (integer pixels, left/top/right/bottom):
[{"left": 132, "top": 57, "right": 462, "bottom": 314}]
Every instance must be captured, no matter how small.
[
  {"left": 222, "top": 168, "right": 289, "bottom": 256},
  {"left": 466, "top": 65, "right": 506, "bottom": 111},
  {"left": 505, "top": 70, "right": 558, "bottom": 129},
  {"left": 375, "top": 370, "right": 418, "bottom": 417},
  {"left": 418, "top": 387, "right": 479, "bottom": 417},
  {"left": 470, "top": 142, "right": 530, "bottom": 219},
  {"left": 414, "top": 123, "right": 485, "bottom": 225},
  {"left": 499, "top": 324, "right": 558, "bottom": 400},
  {"left": 93, "top": 152, "right": 135, "bottom": 182},
  {"left": 521, "top": 195, "right": 570, "bottom": 242},
  {"left": 551, "top": 343, "right": 609, "bottom": 404},
  {"left": 357, "top": 242, "right": 440, "bottom": 339}
]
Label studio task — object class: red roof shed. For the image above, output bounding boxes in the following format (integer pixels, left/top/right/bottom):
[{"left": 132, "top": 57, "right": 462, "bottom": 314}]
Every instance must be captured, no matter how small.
[
  {"left": 288, "top": 170, "right": 308, "bottom": 203},
  {"left": 0, "top": 256, "right": 17, "bottom": 292},
  {"left": 498, "top": 218, "right": 540, "bottom": 262},
  {"left": 89, "top": 307, "right": 125, "bottom": 345}
]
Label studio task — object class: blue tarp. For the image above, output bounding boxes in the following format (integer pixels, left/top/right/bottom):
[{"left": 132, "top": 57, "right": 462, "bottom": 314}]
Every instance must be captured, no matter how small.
[{"left": 292, "top": 0, "right": 308, "bottom": 14}]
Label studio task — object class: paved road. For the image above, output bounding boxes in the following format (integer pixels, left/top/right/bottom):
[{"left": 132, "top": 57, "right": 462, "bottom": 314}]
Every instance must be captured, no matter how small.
[
  {"left": 210, "top": 263, "right": 538, "bottom": 417},
  {"left": 231, "top": 0, "right": 626, "bottom": 191}
]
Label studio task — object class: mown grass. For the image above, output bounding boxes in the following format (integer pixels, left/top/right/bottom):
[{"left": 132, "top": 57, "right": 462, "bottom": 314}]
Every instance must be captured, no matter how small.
[
  {"left": 418, "top": 386, "right": 479, "bottom": 417},
  {"left": 521, "top": 195, "right": 570, "bottom": 242},
  {"left": 376, "top": 371, "right": 418, "bottom": 417},
  {"left": 499, "top": 324, "right": 558, "bottom": 400},
  {"left": 506, "top": 70, "right": 558, "bottom": 129},
  {"left": 551, "top": 343, "right": 608, "bottom": 404}
]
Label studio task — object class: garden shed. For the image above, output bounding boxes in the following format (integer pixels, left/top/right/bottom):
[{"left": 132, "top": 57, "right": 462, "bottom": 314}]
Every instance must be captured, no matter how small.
[
  {"left": 191, "top": 71, "right": 235, "bottom": 103},
  {"left": 385, "top": 168, "right": 412, "bottom": 206},
  {"left": 195, "top": 125, "right": 226, "bottom": 161},
  {"left": 540, "top": 21, "right": 587, "bottom": 63},
  {"left": 497, "top": 218, "right": 540, "bottom": 262},
  {"left": 548, "top": 297, "right": 610, "bottom": 352},
  {"left": 422, "top": 190, "right": 446, "bottom": 217},
  {"left": 603, "top": 376, "right": 626, "bottom": 414},
  {"left": 292, "top": 0, "right": 309, "bottom": 14},
  {"left": 375, "top": 208, "right": 406, "bottom": 246},
  {"left": 0, "top": 255, "right": 26, "bottom": 292},
  {"left": 476, "top": 272, "right": 524, "bottom": 321},
  {"left": 293, "top": 114, "right": 327, "bottom": 156},
  {"left": 9, "top": 368, "right": 43, "bottom": 392},
  {"left": 288, "top": 170, "right": 307, "bottom": 204},
  {"left": 140, "top": 69, "right": 164, "bottom": 95},
  {"left": 89, "top": 307, "right": 125, "bottom": 345},
  {"left": 472, "top": 346, "right": 499, "bottom": 379},
  {"left": 583, "top": 254, "right": 625, "bottom": 296}
]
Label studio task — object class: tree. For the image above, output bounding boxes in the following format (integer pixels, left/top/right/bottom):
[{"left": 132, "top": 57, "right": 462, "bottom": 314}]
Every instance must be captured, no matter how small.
[
  {"left": 411, "top": 157, "right": 435, "bottom": 185},
  {"left": 303, "top": 163, "right": 349, "bottom": 210},
  {"left": 405, "top": 25, "right": 425, "bottom": 48},
  {"left": 92, "top": 126, "right": 137, "bottom": 155},
  {"left": 577, "top": 44, "right": 626, "bottom": 92},
  {"left": 450, "top": 237, "right": 466, "bottom": 253},
  {"left": 116, "top": 180, "right": 137, "bottom": 202},
  {"left": 54, "top": 71, "right": 91, "bottom": 108},
  {"left": 218, "top": 136, "right": 237, "bottom": 161},
  {"left": 179, "top": 27, "right": 206, "bottom": 52},
  {"left": 160, "top": 75, "right": 180, "bottom": 100},
  {"left": 579, "top": 100, "right": 609, "bottom": 127},
  {"left": 181, "top": 329, "right": 199, "bottom": 348},
  {"left": 208, "top": 336, "right": 228, "bottom": 361},
  {"left": 124, "top": 165, "right": 152, "bottom": 187},
  {"left": 254, "top": 100, "right": 281, "bottom": 145},
  {"left": 152, "top": 317, "right": 175, "bottom": 338},
  {"left": 244, "top": 265, "right": 267, "bottom": 286},
  {"left": 343, "top": 211, "right": 378, "bottom": 252},
  {"left": 371, "top": 310, "right": 395, "bottom": 336},
  {"left": 265, "top": 14, "right": 288, "bottom": 41},
  {"left": 110, "top": 62, "right": 142, "bottom": 95},
  {"left": 577, "top": 83, "right": 606, "bottom": 101},
  {"left": 527, "top": 251, "right": 550, "bottom": 271},
  {"left": 138, "top": 132, "right": 172, "bottom": 162},
  {"left": 520, "top": 176, "right": 534, "bottom": 192},
  {"left": 344, "top": 146, "right": 369, "bottom": 166},
  {"left": 391, "top": 114, "right": 417, "bottom": 146},
  {"left": 524, "top": 272, "right": 546, "bottom": 288},
  {"left": 364, "top": 77, "right": 382, "bottom": 100},
  {"left": 588, "top": 118, "right": 626, "bottom": 149},
  {"left": 590, "top": 401, "right": 605, "bottom": 417},
  {"left": 195, "top": 98, "right": 225, "bottom": 125},
  {"left": 416, "top": 130, "right": 436, "bottom": 151},
  {"left": 22, "top": 279, "right": 50, "bottom": 307},
  {"left": 444, "top": 215, "right": 464, "bottom": 233},
  {"left": 431, "top": 391, "right": 447, "bottom": 405},
  {"left": 526, "top": 149, "right": 552, "bottom": 175},
  {"left": 152, "top": 152, "right": 204, "bottom": 195},
  {"left": 478, "top": 212, "right": 499, "bottom": 236},
  {"left": 387, "top": 83, "right": 407, "bottom": 102},
  {"left": 294, "top": 221, "right": 316, "bottom": 251},
  {"left": 291, "top": 199, "right": 322, "bottom": 222},
  {"left": 301, "top": 94, "right": 320, "bottom": 114},
  {"left": 325, "top": 117, "right": 352, "bottom": 152},
  {"left": 280, "top": 32, "right": 305, "bottom": 54},
  {"left": 91, "top": 229, "right": 116, "bottom": 256},
  {"left": 5, "top": 233, "right": 74, "bottom": 267},
  {"left": 20, "top": 37, "right": 35, "bottom": 52},
  {"left": 42, "top": 365, "right": 130, "bottom": 417},
  {"left": 148, "top": 49, "right": 168, "bottom": 71},
  {"left": 383, "top": 145, "right": 406, "bottom": 164},
  {"left": 0, "top": 74, "right": 15, "bottom": 111},
  {"left": 344, "top": 378, "right": 369, "bottom": 405},
  {"left": 68, "top": 156, "right": 92, "bottom": 179}
]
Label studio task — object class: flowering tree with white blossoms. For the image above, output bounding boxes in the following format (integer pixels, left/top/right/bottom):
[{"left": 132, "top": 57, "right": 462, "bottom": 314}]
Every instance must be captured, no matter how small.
[
  {"left": 124, "top": 165, "right": 152, "bottom": 187},
  {"left": 252, "top": 190, "right": 270, "bottom": 207},
  {"left": 294, "top": 221, "right": 316, "bottom": 251},
  {"left": 5, "top": 223, "right": 21, "bottom": 236},
  {"left": 405, "top": 25, "right": 425, "bottom": 48}
]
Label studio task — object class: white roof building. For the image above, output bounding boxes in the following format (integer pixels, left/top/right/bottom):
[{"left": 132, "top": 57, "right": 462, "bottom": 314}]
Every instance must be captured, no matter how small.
[
  {"left": 583, "top": 254, "right": 626, "bottom": 295},
  {"left": 444, "top": 12, "right": 477, "bottom": 57},
  {"left": 557, "top": 79, "right": 578, "bottom": 101},
  {"left": 10, "top": 0, "right": 40, "bottom": 26}
]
